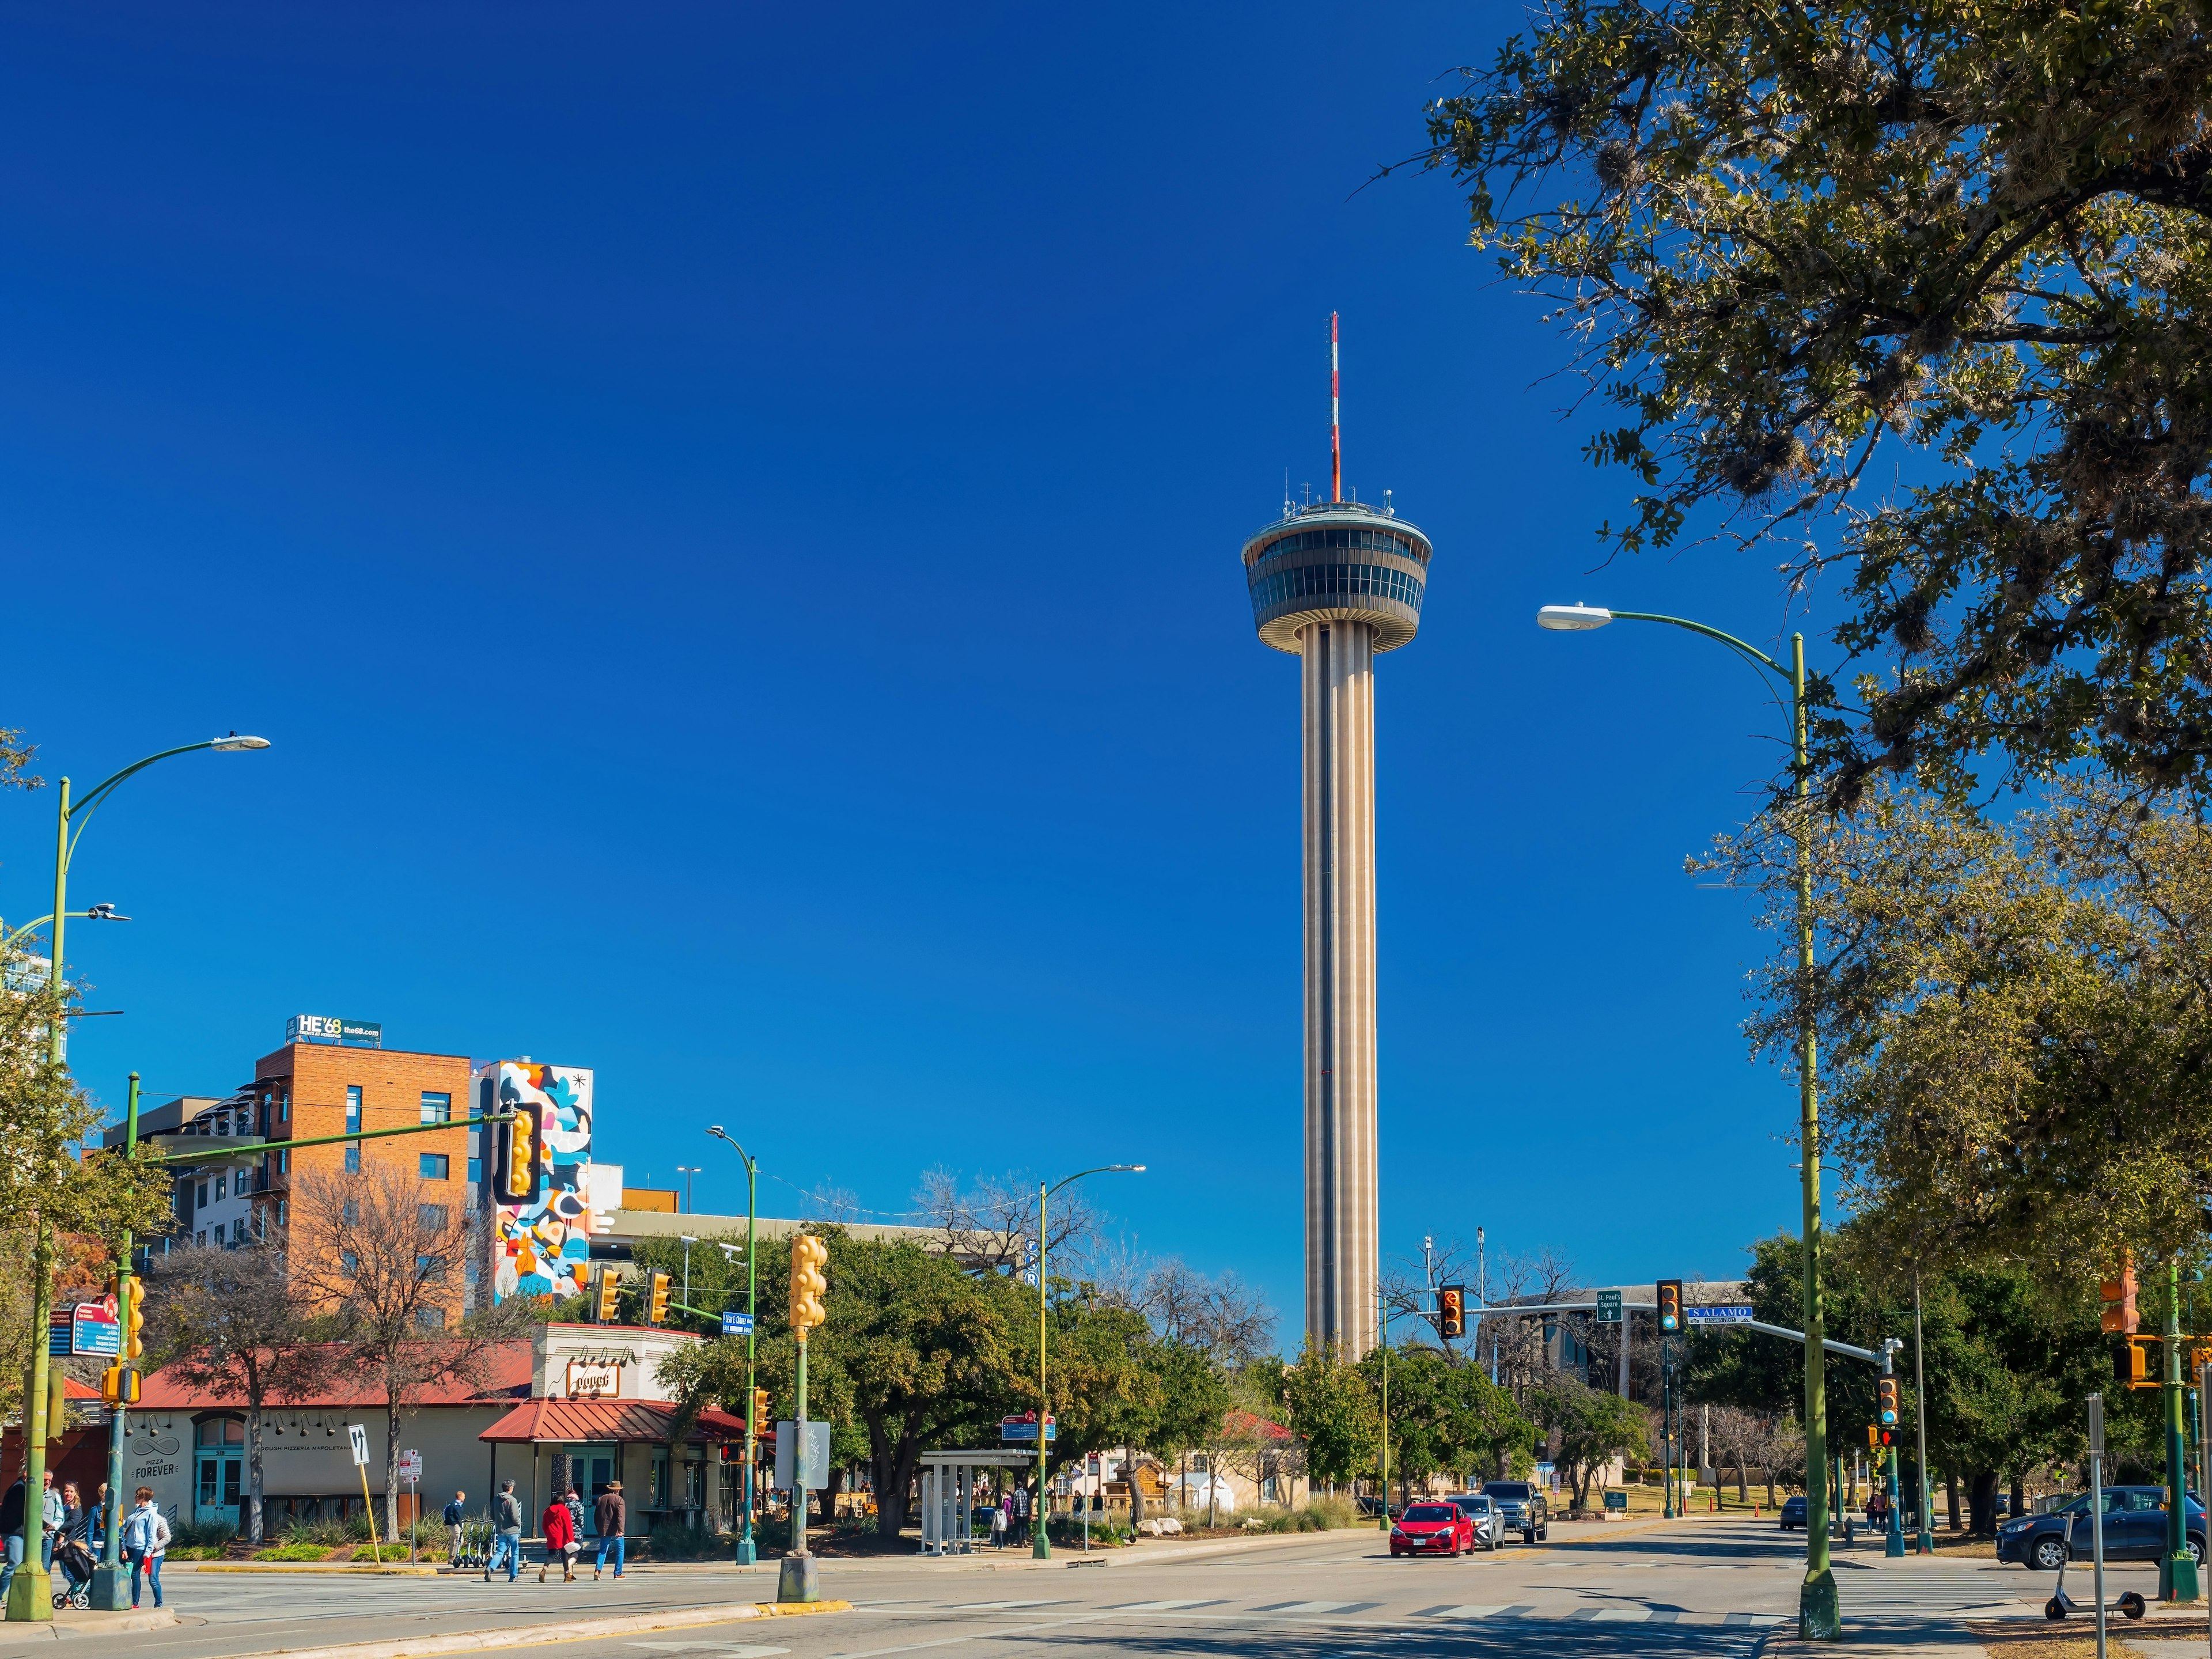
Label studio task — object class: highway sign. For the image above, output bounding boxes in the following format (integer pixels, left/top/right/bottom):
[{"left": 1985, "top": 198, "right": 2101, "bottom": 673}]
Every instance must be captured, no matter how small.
[
  {"left": 1595, "top": 1291, "right": 1622, "bottom": 1325},
  {"left": 1684, "top": 1304, "right": 1755, "bottom": 1324},
  {"left": 722, "top": 1310, "right": 754, "bottom": 1336}
]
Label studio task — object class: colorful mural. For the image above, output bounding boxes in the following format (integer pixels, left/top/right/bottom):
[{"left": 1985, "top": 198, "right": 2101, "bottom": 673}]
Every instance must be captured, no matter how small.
[{"left": 486, "top": 1061, "right": 595, "bottom": 1302}]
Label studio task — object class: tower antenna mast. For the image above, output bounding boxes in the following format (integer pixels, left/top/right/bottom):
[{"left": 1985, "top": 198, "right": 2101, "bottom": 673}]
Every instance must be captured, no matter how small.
[{"left": 1330, "top": 312, "right": 1342, "bottom": 503}]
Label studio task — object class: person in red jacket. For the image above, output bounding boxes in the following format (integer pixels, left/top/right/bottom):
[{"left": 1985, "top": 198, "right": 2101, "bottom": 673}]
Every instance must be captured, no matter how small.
[{"left": 540, "top": 1497, "right": 577, "bottom": 1582}]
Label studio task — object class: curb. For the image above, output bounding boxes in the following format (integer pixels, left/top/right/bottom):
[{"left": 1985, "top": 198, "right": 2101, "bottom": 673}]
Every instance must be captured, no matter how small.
[
  {"left": 181, "top": 1562, "right": 442, "bottom": 1576},
  {"left": 201, "top": 1599, "right": 853, "bottom": 1659},
  {"left": 3, "top": 1607, "right": 181, "bottom": 1639}
]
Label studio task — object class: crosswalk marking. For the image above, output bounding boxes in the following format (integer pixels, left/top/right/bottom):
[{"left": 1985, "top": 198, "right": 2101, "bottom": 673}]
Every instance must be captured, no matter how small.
[
  {"left": 1110, "top": 1600, "right": 1225, "bottom": 1612},
  {"left": 1253, "top": 1600, "right": 1352, "bottom": 1614},
  {"left": 951, "top": 1600, "right": 1065, "bottom": 1610},
  {"left": 1415, "top": 1605, "right": 1506, "bottom": 1620}
]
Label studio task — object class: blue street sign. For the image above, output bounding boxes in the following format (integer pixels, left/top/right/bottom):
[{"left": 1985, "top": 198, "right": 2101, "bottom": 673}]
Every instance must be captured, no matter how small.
[
  {"left": 722, "top": 1311, "right": 755, "bottom": 1336},
  {"left": 999, "top": 1416, "right": 1058, "bottom": 1442},
  {"left": 1684, "top": 1304, "right": 1755, "bottom": 1324}
]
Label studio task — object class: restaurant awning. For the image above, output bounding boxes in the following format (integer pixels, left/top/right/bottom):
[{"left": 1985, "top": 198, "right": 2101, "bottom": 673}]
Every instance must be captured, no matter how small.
[{"left": 478, "top": 1399, "right": 748, "bottom": 1445}]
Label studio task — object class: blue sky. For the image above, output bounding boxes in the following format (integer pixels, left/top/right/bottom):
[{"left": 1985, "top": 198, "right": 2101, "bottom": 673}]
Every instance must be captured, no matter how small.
[{"left": 2, "top": 2, "right": 1823, "bottom": 1336}]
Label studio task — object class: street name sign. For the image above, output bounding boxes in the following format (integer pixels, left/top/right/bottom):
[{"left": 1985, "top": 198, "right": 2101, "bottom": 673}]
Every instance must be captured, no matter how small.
[
  {"left": 722, "top": 1311, "right": 754, "bottom": 1336},
  {"left": 1595, "top": 1291, "right": 1622, "bottom": 1325},
  {"left": 1684, "top": 1305, "right": 1755, "bottom": 1324}
]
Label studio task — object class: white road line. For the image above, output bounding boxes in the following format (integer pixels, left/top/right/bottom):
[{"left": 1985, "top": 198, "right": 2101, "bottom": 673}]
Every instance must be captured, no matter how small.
[
  {"left": 1111, "top": 1600, "right": 1219, "bottom": 1611},
  {"left": 1425, "top": 1605, "right": 1506, "bottom": 1620},
  {"left": 1256, "top": 1600, "right": 1354, "bottom": 1614}
]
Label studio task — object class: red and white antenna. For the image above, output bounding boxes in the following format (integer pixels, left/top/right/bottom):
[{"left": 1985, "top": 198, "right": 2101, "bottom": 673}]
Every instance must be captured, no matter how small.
[{"left": 1330, "top": 312, "right": 1342, "bottom": 503}]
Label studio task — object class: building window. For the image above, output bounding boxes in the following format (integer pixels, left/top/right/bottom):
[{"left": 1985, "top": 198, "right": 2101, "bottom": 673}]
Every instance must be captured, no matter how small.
[
  {"left": 196, "top": 1230, "right": 207, "bottom": 1248},
  {"left": 346, "top": 1086, "right": 362, "bottom": 1132},
  {"left": 196, "top": 1181, "right": 208, "bottom": 1207},
  {"left": 342, "top": 1199, "right": 359, "bottom": 1225},
  {"left": 464, "top": 1260, "right": 480, "bottom": 1285},
  {"left": 418, "top": 1204, "right": 448, "bottom": 1233},
  {"left": 344, "top": 1143, "right": 361, "bottom": 1174},
  {"left": 420, "top": 1092, "right": 451, "bottom": 1125},
  {"left": 341, "top": 1251, "right": 359, "bottom": 1275},
  {"left": 214, "top": 1173, "right": 226, "bottom": 1203},
  {"left": 276, "top": 1199, "right": 289, "bottom": 1227},
  {"left": 419, "top": 1153, "right": 449, "bottom": 1181},
  {"left": 415, "top": 1306, "right": 446, "bottom": 1332},
  {"left": 233, "top": 1217, "right": 247, "bottom": 1244},
  {"left": 467, "top": 1156, "right": 482, "bottom": 1185}
]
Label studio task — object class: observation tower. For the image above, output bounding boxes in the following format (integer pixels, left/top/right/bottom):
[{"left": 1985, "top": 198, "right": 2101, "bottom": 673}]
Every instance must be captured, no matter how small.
[{"left": 1242, "top": 317, "right": 1431, "bottom": 1359}]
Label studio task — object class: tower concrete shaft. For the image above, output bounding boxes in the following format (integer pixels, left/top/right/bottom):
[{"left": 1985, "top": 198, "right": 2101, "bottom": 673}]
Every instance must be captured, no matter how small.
[{"left": 1302, "top": 619, "right": 1378, "bottom": 1357}]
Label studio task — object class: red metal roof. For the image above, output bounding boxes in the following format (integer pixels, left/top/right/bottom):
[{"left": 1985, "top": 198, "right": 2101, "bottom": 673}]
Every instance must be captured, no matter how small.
[
  {"left": 479, "top": 1399, "right": 748, "bottom": 1445},
  {"left": 138, "top": 1342, "right": 535, "bottom": 1410}
]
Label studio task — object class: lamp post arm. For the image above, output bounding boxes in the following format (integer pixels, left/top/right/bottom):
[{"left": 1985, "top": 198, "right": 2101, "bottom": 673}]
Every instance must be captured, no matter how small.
[
  {"left": 1607, "top": 612, "right": 1787, "bottom": 680},
  {"left": 63, "top": 741, "right": 225, "bottom": 870}
]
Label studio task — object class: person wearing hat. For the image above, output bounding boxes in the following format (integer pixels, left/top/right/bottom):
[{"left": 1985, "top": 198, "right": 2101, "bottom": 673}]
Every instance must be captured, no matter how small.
[{"left": 593, "top": 1482, "right": 626, "bottom": 1579}]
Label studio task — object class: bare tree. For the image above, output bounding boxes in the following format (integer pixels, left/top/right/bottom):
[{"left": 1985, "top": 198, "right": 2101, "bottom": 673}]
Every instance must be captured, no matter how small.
[
  {"left": 142, "top": 1240, "right": 336, "bottom": 1543},
  {"left": 914, "top": 1168, "right": 1099, "bottom": 1275},
  {"left": 291, "top": 1166, "right": 529, "bottom": 1541}
]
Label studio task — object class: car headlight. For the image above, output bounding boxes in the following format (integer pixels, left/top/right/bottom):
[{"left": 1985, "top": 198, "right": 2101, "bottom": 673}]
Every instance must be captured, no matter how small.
[{"left": 1389, "top": 1526, "right": 1404, "bottom": 1537}]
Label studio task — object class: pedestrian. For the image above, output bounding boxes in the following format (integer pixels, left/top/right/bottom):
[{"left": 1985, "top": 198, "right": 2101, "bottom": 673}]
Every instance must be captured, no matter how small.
[
  {"left": 540, "top": 1493, "right": 577, "bottom": 1583},
  {"left": 989, "top": 1502, "right": 1007, "bottom": 1550},
  {"left": 59, "top": 1484, "right": 82, "bottom": 1543},
  {"left": 1012, "top": 1484, "right": 1028, "bottom": 1547},
  {"left": 443, "top": 1490, "right": 468, "bottom": 1566},
  {"left": 0, "top": 1468, "right": 24, "bottom": 1603},
  {"left": 593, "top": 1482, "right": 626, "bottom": 1580},
  {"left": 487, "top": 1480, "right": 523, "bottom": 1583},
  {"left": 37, "top": 1472, "right": 61, "bottom": 1573},
  {"left": 85, "top": 1483, "right": 108, "bottom": 1550},
  {"left": 564, "top": 1486, "right": 585, "bottom": 1547},
  {"left": 122, "top": 1487, "right": 169, "bottom": 1609}
]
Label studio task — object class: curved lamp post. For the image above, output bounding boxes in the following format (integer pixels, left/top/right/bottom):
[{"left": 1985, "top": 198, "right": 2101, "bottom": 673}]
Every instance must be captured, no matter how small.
[
  {"left": 1536, "top": 603, "right": 1841, "bottom": 1639},
  {"left": 704, "top": 1126, "right": 760, "bottom": 1565},
  {"left": 7, "top": 733, "right": 268, "bottom": 1623},
  {"left": 1033, "top": 1164, "right": 1143, "bottom": 1559}
]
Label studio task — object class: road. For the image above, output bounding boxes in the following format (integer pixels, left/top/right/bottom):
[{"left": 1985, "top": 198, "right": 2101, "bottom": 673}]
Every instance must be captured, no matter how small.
[{"left": 16, "top": 1517, "right": 2166, "bottom": 1658}]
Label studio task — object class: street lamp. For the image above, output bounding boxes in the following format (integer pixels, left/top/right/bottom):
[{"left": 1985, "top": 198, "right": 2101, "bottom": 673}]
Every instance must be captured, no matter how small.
[
  {"left": 1033, "top": 1165, "right": 1144, "bottom": 1559},
  {"left": 704, "top": 1126, "right": 760, "bottom": 1566},
  {"left": 15, "top": 733, "right": 268, "bottom": 1623},
  {"left": 1537, "top": 604, "right": 1841, "bottom": 1640}
]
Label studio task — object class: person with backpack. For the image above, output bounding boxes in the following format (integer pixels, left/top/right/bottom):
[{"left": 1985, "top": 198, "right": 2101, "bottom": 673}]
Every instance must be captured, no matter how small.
[
  {"left": 592, "top": 1482, "right": 626, "bottom": 1580},
  {"left": 486, "top": 1481, "right": 522, "bottom": 1582},
  {"left": 442, "top": 1491, "right": 468, "bottom": 1566},
  {"left": 989, "top": 1501, "right": 1007, "bottom": 1550},
  {"left": 121, "top": 1487, "right": 169, "bottom": 1610}
]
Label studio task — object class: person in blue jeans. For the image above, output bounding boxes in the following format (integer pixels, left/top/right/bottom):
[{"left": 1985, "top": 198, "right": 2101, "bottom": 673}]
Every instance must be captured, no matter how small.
[
  {"left": 122, "top": 1487, "right": 169, "bottom": 1609},
  {"left": 593, "top": 1483, "right": 626, "bottom": 1578},
  {"left": 485, "top": 1481, "right": 523, "bottom": 1582}
]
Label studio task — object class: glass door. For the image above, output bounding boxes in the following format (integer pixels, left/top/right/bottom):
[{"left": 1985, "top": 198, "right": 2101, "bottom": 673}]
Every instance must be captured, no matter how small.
[
  {"left": 195, "top": 1417, "right": 244, "bottom": 1528},
  {"left": 575, "top": 1449, "right": 616, "bottom": 1532}
]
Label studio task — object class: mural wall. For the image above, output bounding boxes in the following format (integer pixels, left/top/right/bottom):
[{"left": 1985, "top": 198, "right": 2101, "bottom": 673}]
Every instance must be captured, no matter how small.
[{"left": 484, "top": 1060, "right": 595, "bottom": 1302}]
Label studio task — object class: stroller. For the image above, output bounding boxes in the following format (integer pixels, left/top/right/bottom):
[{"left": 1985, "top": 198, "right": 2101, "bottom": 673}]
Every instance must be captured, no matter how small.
[{"left": 51, "top": 1532, "right": 97, "bottom": 1611}]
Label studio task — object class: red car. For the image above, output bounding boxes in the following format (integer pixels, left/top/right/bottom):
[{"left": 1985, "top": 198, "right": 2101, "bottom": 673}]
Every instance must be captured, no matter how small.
[{"left": 1390, "top": 1502, "right": 1475, "bottom": 1558}]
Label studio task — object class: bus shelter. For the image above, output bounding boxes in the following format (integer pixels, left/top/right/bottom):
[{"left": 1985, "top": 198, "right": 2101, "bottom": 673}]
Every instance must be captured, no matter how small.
[{"left": 917, "top": 1449, "right": 1039, "bottom": 1556}]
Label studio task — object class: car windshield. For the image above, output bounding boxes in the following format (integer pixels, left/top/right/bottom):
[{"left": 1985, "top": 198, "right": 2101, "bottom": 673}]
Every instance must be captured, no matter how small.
[
  {"left": 1457, "top": 1498, "right": 1492, "bottom": 1511},
  {"left": 1404, "top": 1506, "right": 1456, "bottom": 1522},
  {"left": 1485, "top": 1483, "right": 1532, "bottom": 1500}
]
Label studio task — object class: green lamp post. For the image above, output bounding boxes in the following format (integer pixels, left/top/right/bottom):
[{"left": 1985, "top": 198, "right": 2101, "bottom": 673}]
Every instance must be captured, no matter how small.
[
  {"left": 1033, "top": 1165, "right": 1143, "bottom": 1559},
  {"left": 704, "top": 1127, "right": 760, "bottom": 1566},
  {"left": 5, "top": 733, "right": 268, "bottom": 1623},
  {"left": 1537, "top": 605, "right": 1839, "bottom": 1639}
]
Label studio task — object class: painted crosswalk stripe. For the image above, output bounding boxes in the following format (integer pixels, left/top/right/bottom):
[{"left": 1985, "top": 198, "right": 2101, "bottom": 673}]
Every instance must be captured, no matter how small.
[
  {"left": 1251, "top": 1600, "right": 1376, "bottom": 1616},
  {"left": 953, "top": 1600, "right": 1065, "bottom": 1610},
  {"left": 1416, "top": 1605, "right": 1507, "bottom": 1620},
  {"left": 1111, "top": 1600, "right": 1225, "bottom": 1612}
]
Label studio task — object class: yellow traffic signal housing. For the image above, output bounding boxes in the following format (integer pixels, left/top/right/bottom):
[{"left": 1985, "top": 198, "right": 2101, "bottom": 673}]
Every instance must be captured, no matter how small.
[
  {"left": 1656, "top": 1279, "right": 1683, "bottom": 1334},
  {"left": 125, "top": 1286, "right": 145, "bottom": 1361},
  {"left": 594, "top": 1270, "right": 620, "bottom": 1323},
  {"left": 789, "top": 1234, "right": 828, "bottom": 1334},
  {"left": 1866, "top": 1424, "right": 1879, "bottom": 1449},
  {"left": 505, "top": 1110, "right": 536, "bottom": 1199},
  {"left": 752, "top": 1386, "right": 772, "bottom": 1438},
  {"left": 2102, "top": 1256, "right": 2139, "bottom": 1334},
  {"left": 648, "top": 1272, "right": 672, "bottom": 1327},
  {"left": 1438, "top": 1286, "right": 1466, "bottom": 1340},
  {"left": 101, "top": 1365, "right": 140, "bottom": 1406},
  {"left": 2117, "top": 1335, "right": 2157, "bottom": 1388},
  {"left": 1877, "top": 1375, "right": 1899, "bottom": 1425}
]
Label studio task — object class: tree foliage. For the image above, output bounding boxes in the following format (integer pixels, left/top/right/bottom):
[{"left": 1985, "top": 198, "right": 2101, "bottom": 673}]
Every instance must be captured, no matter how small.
[{"left": 1426, "top": 0, "right": 2212, "bottom": 800}]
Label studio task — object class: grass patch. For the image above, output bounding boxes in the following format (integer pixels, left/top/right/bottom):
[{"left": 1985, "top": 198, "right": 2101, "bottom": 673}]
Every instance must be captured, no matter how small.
[{"left": 253, "top": 1541, "right": 341, "bottom": 1561}]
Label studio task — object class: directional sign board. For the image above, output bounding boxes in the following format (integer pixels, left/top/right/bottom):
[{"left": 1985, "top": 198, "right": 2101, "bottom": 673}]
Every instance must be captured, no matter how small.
[
  {"left": 1595, "top": 1291, "right": 1622, "bottom": 1325},
  {"left": 347, "top": 1424, "right": 371, "bottom": 1468},
  {"left": 722, "top": 1311, "right": 754, "bottom": 1336},
  {"left": 71, "top": 1302, "right": 123, "bottom": 1356},
  {"left": 1684, "top": 1304, "right": 1755, "bottom": 1325},
  {"left": 397, "top": 1449, "right": 422, "bottom": 1482},
  {"left": 999, "top": 1415, "right": 1057, "bottom": 1443}
]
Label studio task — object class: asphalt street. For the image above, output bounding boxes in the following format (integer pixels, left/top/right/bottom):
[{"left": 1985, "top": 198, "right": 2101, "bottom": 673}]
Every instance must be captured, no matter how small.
[{"left": 9, "top": 1518, "right": 2172, "bottom": 1658}]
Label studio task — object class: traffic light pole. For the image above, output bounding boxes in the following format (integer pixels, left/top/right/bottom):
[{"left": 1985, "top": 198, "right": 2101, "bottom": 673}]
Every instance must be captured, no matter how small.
[
  {"left": 2165, "top": 1260, "right": 2200, "bottom": 1602},
  {"left": 1883, "top": 1341, "right": 1905, "bottom": 1559},
  {"left": 89, "top": 1073, "right": 141, "bottom": 1612}
]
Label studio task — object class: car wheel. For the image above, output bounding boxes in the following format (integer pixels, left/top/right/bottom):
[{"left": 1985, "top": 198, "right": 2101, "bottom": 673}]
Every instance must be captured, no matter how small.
[
  {"left": 2031, "top": 1536, "right": 2068, "bottom": 1573},
  {"left": 1537, "top": 1527, "right": 1548, "bottom": 1541},
  {"left": 1523, "top": 1529, "right": 1536, "bottom": 1546}
]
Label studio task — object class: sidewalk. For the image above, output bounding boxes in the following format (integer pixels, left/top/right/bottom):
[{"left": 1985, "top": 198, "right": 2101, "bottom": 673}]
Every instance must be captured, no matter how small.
[{"left": 191, "top": 1599, "right": 853, "bottom": 1659}]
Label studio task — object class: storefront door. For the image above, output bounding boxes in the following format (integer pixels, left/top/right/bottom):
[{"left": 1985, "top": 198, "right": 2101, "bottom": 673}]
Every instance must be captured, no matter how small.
[
  {"left": 195, "top": 1416, "right": 244, "bottom": 1528},
  {"left": 573, "top": 1449, "right": 616, "bottom": 1533}
]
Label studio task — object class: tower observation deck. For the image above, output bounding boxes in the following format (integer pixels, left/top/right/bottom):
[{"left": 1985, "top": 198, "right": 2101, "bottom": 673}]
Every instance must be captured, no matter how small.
[{"left": 1243, "top": 497, "right": 1431, "bottom": 1359}]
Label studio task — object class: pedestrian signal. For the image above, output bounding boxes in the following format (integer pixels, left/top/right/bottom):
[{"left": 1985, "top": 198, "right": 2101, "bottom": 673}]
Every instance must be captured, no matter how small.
[
  {"left": 2101, "top": 1256, "right": 2139, "bottom": 1334},
  {"left": 2116, "top": 1335, "right": 2156, "bottom": 1387},
  {"left": 1657, "top": 1279, "right": 1683, "bottom": 1334},
  {"left": 1878, "top": 1427, "right": 1895, "bottom": 1449},
  {"left": 1438, "top": 1285, "right": 1466, "bottom": 1340},
  {"left": 752, "top": 1387, "right": 771, "bottom": 1438},
  {"left": 101, "top": 1365, "right": 139, "bottom": 1406},
  {"left": 1877, "top": 1374, "right": 1899, "bottom": 1426},
  {"left": 595, "top": 1270, "right": 620, "bottom": 1323},
  {"left": 1866, "top": 1425, "right": 1878, "bottom": 1449},
  {"left": 789, "top": 1234, "right": 828, "bottom": 1334},
  {"left": 505, "top": 1110, "right": 536, "bottom": 1198},
  {"left": 648, "top": 1272, "right": 672, "bottom": 1327}
]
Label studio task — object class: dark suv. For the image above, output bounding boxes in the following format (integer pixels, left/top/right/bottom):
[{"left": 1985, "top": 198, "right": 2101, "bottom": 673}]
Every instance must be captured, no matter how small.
[
  {"left": 1996, "top": 1487, "right": 2207, "bottom": 1571},
  {"left": 1482, "top": 1480, "right": 1549, "bottom": 1544}
]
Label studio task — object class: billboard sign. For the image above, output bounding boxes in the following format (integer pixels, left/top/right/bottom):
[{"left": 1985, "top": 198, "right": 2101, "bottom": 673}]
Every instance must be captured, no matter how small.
[
  {"left": 484, "top": 1061, "right": 596, "bottom": 1304},
  {"left": 286, "top": 1014, "right": 383, "bottom": 1049}
]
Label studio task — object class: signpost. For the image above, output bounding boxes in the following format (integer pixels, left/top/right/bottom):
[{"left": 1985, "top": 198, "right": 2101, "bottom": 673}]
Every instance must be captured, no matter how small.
[
  {"left": 398, "top": 1450, "right": 422, "bottom": 1562},
  {"left": 1084, "top": 1453, "right": 1100, "bottom": 1551},
  {"left": 722, "top": 1311, "right": 754, "bottom": 1337},
  {"left": 347, "top": 1425, "right": 382, "bottom": 1566},
  {"left": 1604, "top": 1490, "right": 1628, "bottom": 1515},
  {"left": 1684, "top": 1305, "right": 1756, "bottom": 1325},
  {"left": 1595, "top": 1291, "right": 1622, "bottom": 1324}
]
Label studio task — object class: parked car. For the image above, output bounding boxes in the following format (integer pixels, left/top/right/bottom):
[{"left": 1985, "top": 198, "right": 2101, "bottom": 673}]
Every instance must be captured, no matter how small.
[
  {"left": 1445, "top": 1493, "right": 1505, "bottom": 1551},
  {"left": 1482, "top": 1480, "right": 1549, "bottom": 1544},
  {"left": 1997, "top": 1488, "right": 2208, "bottom": 1571},
  {"left": 1779, "top": 1495, "right": 1808, "bottom": 1531},
  {"left": 1390, "top": 1501, "right": 1476, "bottom": 1558}
]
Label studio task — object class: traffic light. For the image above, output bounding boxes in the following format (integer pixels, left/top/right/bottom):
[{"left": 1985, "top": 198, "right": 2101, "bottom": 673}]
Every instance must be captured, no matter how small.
[
  {"left": 504, "top": 1109, "right": 536, "bottom": 1199},
  {"left": 1877, "top": 1375, "right": 1899, "bottom": 1426},
  {"left": 124, "top": 1285, "right": 145, "bottom": 1361},
  {"left": 1657, "top": 1279, "right": 1683, "bottom": 1334},
  {"left": 648, "top": 1272, "right": 672, "bottom": 1327},
  {"left": 752, "top": 1387, "right": 772, "bottom": 1439},
  {"left": 2117, "top": 1335, "right": 2155, "bottom": 1387},
  {"left": 594, "top": 1269, "right": 620, "bottom": 1323},
  {"left": 2101, "top": 1256, "right": 2139, "bottom": 1334},
  {"left": 1866, "top": 1424, "right": 1878, "bottom": 1449},
  {"left": 101, "top": 1365, "right": 140, "bottom": 1406},
  {"left": 1438, "top": 1285, "right": 1466, "bottom": 1340},
  {"left": 789, "top": 1234, "right": 828, "bottom": 1334},
  {"left": 1878, "top": 1427, "right": 1895, "bottom": 1449}
]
